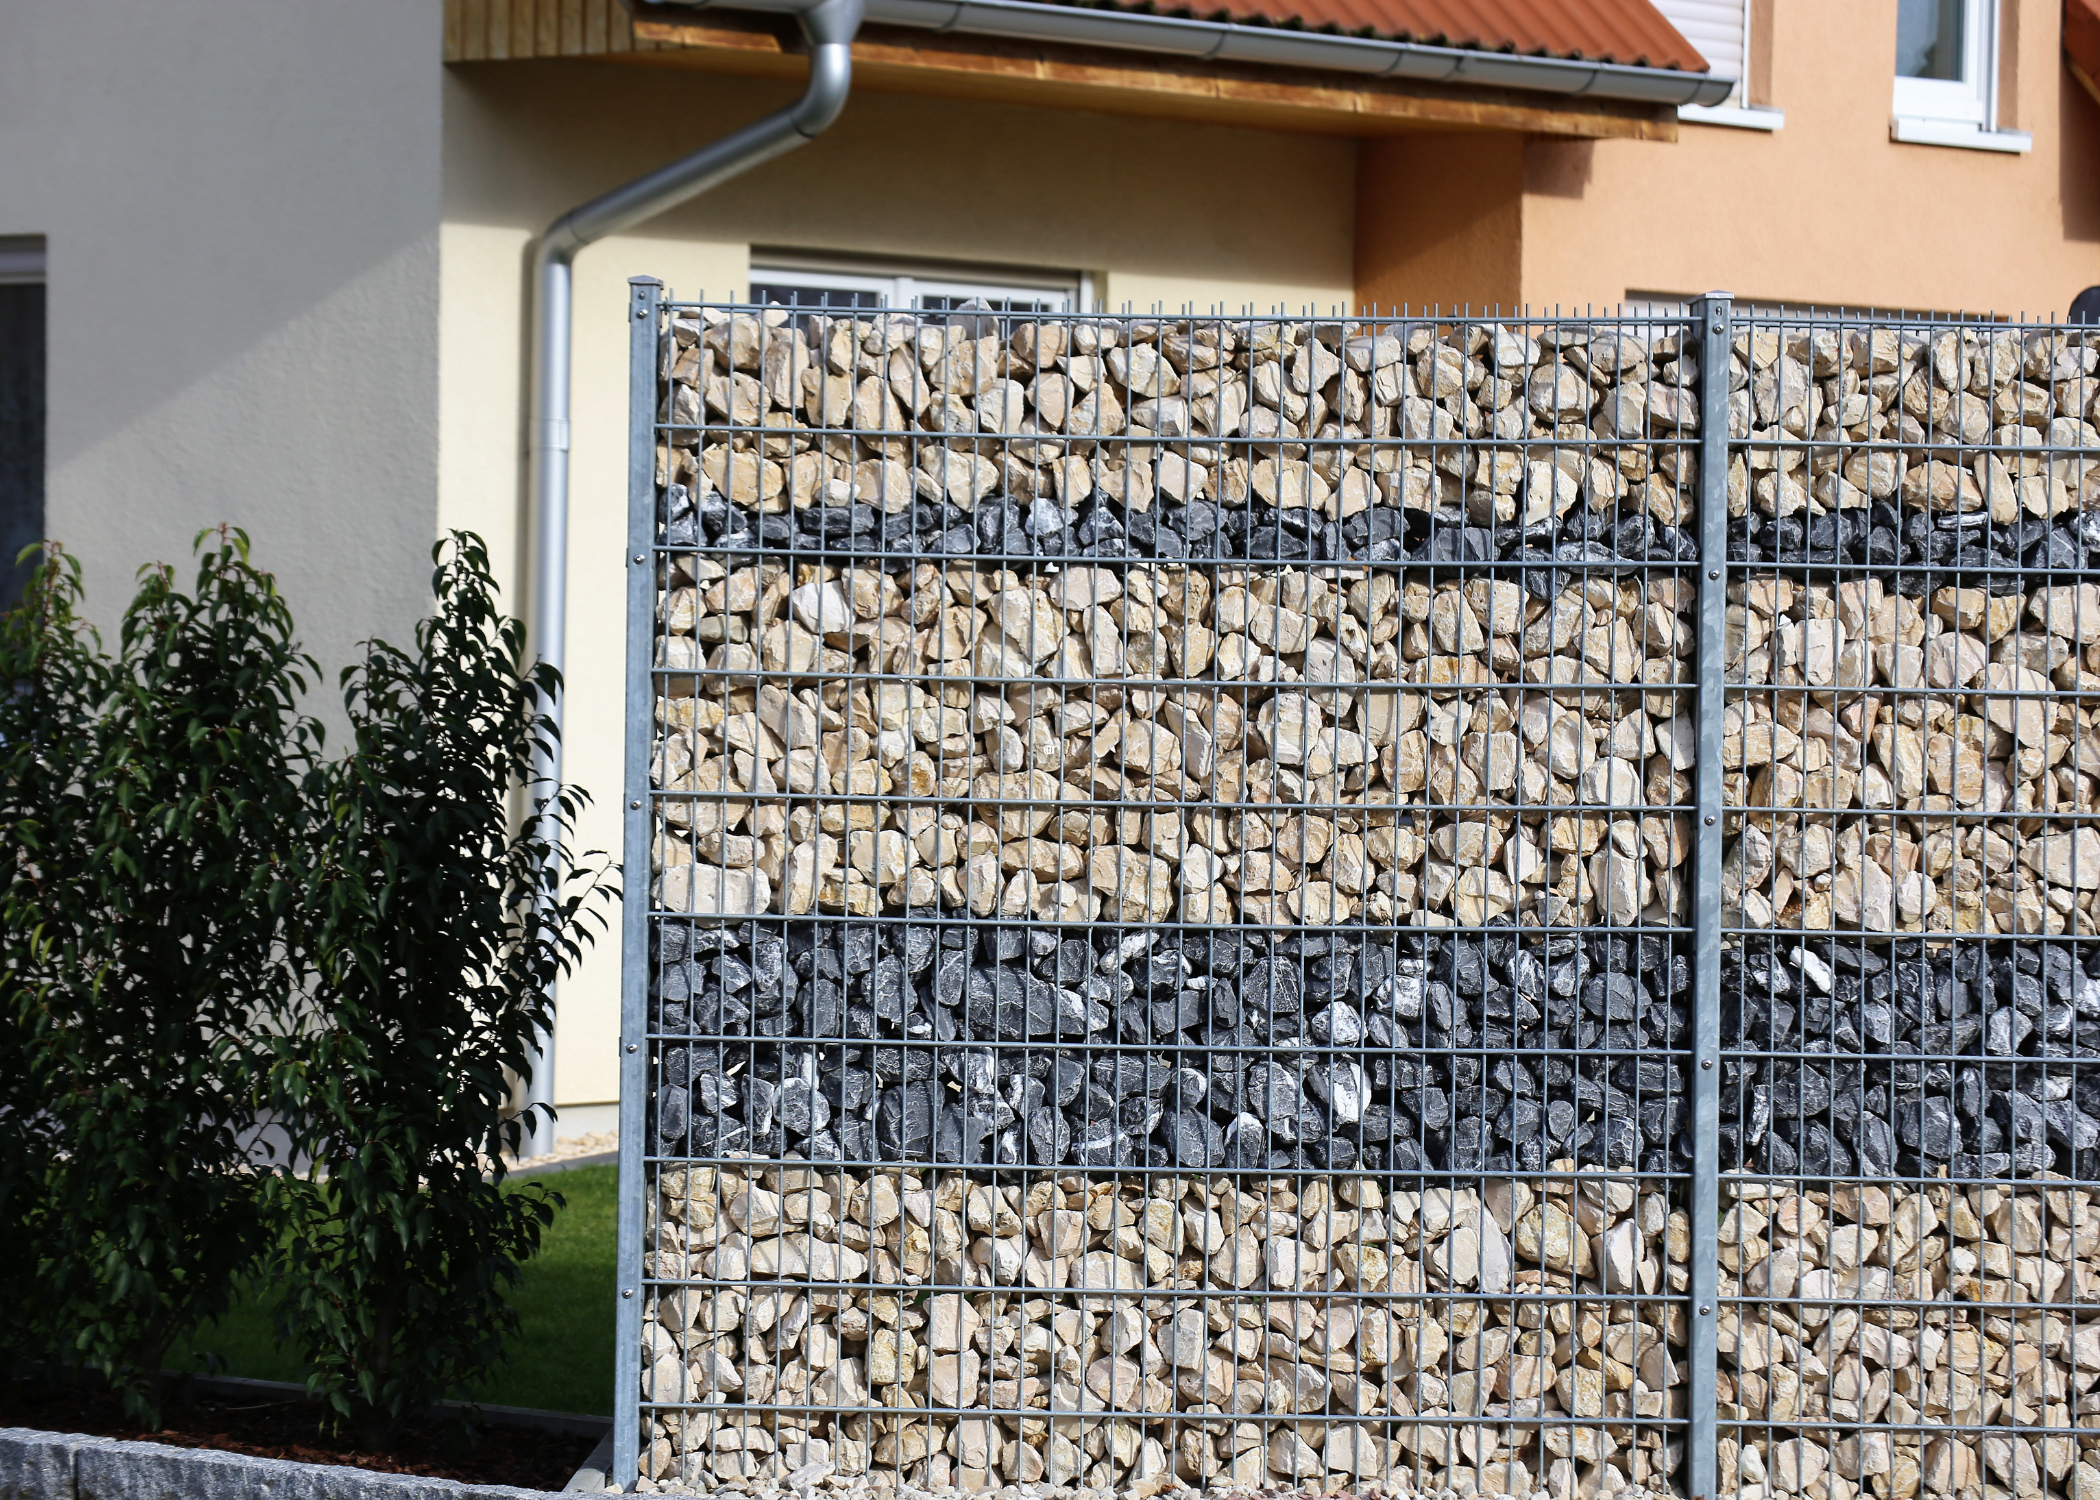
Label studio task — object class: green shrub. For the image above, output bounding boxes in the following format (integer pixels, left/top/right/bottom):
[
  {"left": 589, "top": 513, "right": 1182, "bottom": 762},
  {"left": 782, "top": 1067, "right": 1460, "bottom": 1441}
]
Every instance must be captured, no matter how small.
[
  {"left": 0, "top": 530, "right": 609, "bottom": 1438},
  {"left": 272, "top": 533, "right": 609, "bottom": 1447},
  {"left": 0, "top": 547, "right": 98, "bottom": 1376},
  {"left": 0, "top": 534, "right": 317, "bottom": 1420}
]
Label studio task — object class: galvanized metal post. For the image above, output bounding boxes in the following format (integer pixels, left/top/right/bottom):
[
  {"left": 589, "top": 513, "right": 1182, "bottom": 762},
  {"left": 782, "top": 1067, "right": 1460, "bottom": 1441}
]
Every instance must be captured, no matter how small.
[
  {"left": 1687, "top": 290, "right": 1732, "bottom": 1500},
  {"left": 612, "top": 275, "right": 664, "bottom": 1491}
]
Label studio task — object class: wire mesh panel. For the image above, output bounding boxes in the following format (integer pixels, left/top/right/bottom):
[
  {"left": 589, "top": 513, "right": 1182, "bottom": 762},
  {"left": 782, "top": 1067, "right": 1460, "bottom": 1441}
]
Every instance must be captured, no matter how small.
[
  {"left": 1717, "top": 307, "right": 2100, "bottom": 1500},
  {"left": 622, "top": 295, "right": 1711, "bottom": 1496}
]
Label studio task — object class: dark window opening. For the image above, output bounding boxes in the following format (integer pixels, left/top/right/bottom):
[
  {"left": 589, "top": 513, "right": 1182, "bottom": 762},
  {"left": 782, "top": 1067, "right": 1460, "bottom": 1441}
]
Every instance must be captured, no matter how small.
[{"left": 0, "top": 247, "right": 45, "bottom": 612}]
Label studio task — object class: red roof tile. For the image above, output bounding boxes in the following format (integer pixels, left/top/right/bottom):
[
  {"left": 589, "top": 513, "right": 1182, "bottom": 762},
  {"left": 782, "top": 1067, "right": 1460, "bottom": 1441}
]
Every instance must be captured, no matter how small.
[{"left": 1034, "top": 0, "right": 1709, "bottom": 69}]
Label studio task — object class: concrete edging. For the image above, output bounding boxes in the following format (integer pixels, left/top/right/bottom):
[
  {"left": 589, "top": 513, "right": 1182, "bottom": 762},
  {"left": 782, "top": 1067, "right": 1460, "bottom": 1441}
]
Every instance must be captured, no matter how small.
[{"left": 0, "top": 1426, "right": 584, "bottom": 1500}]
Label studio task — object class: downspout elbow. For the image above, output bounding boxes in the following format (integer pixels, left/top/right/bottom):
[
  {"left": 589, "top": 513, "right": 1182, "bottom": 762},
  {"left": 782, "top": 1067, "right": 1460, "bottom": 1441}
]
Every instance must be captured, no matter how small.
[
  {"left": 791, "top": 40, "right": 857, "bottom": 135},
  {"left": 791, "top": 0, "right": 864, "bottom": 135},
  {"left": 536, "top": 216, "right": 588, "bottom": 273}
]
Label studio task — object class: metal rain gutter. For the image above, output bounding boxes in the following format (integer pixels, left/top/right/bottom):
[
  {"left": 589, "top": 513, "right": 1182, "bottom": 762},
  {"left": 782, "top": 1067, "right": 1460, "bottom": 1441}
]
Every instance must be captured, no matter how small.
[
  {"left": 668, "top": 0, "right": 1737, "bottom": 106},
  {"left": 519, "top": 0, "right": 865, "bottom": 1157}
]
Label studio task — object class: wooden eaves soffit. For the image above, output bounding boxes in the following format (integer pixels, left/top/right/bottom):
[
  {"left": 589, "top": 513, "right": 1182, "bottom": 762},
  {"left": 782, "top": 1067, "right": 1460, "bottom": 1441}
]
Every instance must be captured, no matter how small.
[{"left": 443, "top": 0, "right": 1679, "bottom": 139}]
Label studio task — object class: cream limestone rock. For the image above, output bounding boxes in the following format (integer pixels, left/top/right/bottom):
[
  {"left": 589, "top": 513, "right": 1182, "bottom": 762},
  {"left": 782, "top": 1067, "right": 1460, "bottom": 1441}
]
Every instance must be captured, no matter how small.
[
  {"left": 656, "top": 558, "right": 1703, "bottom": 929},
  {"left": 1725, "top": 572, "right": 2100, "bottom": 936},
  {"left": 643, "top": 1164, "right": 1690, "bottom": 1494},
  {"left": 658, "top": 863, "right": 771, "bottom": 916},
  {"left": 640, "top": 1157, "right": 2100, "bottom": 1497}
]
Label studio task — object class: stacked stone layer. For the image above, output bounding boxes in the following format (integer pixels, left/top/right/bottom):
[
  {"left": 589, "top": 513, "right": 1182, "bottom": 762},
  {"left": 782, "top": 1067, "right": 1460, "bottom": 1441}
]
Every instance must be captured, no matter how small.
[
  {"left": 1733, "top": 496, "right": 2100, "bottom": 580},
  {"left": 655, "top": 560, "right": 1694, "bottom": 931},
  {"left": 662, "top": 314, "right": 2100, "bottom": 577},
  {"left": 1720, "top": 936, "right": 2100, "bottom": 1181},
  {"left": 659, "top": 310, "right": 1700, "bottom": 567},
  {"left": 640, "top": 1167, "right": 1686, "bottom": 1496},
  {"left": 1725, "top": 573, "right": 2100, "bottom": 938},
  {"left": 656, "top": 555, "right": 2100, "bottom": 939},
  {"left": 652, "top": 921, "right": 1688, "bottom": 1179},
  {"left": 637, "top": 1166, "right": 2100, "bottom": 1500},
  {"left": 1714, "top": 1175, "right": 2100, "bottom": 1500},
  {"left": 1725, "top": 324, "right": 2100, "bottom": 574}
]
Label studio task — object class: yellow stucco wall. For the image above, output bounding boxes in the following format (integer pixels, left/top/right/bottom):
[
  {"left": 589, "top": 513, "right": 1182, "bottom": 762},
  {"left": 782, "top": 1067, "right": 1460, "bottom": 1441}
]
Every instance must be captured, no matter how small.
[{"left": 439, "top": 60, "right": 1357, "bottom": 1119}]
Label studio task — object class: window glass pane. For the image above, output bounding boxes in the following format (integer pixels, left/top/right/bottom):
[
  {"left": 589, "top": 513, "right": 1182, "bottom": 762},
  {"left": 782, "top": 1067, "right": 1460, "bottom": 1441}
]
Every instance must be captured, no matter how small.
[
  {"left": 750, "top": 268, "right": 1079, "bottom": 321},
  {"left": 916, "top": 293, "right": 1060, "bottom": 316},
  {"left": 0, "top": 282, "right": 44, "bottom": 612},
  {"left": 748, "top": 281, "right": 888, "bottom": 309},
  {"left": 1896, "top": 0, "right": 1965, "bottom": 80},
  {"left": 915, "top": 293, "right": 1069, "bottom": 341}
]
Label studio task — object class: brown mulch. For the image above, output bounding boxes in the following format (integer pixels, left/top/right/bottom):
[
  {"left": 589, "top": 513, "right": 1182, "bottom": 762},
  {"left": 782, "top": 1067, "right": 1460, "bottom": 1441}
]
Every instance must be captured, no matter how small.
[{"left": 0, "top": 1378, "right": 598, "bottom": 1491}]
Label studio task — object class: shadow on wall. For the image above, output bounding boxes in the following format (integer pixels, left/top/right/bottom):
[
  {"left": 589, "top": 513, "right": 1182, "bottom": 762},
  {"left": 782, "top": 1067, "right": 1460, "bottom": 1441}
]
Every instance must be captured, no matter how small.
[
  {"left": 442, "top": 61, "right": 1357, "bottom": 293},
  {"left": 2062, "top": 65, "right": 2100, "bottom": 244},
  {"left": 1525, "top": 138, "right": 1596, "bottom": 201}
]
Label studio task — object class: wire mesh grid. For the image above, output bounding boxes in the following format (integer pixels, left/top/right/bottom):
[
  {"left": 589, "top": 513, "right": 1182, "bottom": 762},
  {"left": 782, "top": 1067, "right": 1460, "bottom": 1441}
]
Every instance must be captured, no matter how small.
[
  {"left": 615, "top": 286, "right": 1716, "bottom": 1498},
  {"left": 1716, "top": 307, "right": 2100, "bottom": 1500}
]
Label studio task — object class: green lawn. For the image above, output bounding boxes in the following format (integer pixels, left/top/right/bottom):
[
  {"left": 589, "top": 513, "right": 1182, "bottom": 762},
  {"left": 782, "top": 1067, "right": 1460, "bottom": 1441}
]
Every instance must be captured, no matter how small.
[{"left": 172, "top": 1164, "right": 618, "bottom": 1416}]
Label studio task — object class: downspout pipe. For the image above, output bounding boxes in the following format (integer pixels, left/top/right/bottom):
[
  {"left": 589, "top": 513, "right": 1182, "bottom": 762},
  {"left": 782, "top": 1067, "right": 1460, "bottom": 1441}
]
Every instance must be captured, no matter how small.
[{"left": 520, "top": 0, "right": 863, "bottom": 1157}]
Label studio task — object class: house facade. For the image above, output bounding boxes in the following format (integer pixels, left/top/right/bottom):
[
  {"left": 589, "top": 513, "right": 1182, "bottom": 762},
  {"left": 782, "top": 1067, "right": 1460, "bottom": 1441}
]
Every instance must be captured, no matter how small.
[{"left": 2, "top": 0, "right": 2096, "bottom": 1139}]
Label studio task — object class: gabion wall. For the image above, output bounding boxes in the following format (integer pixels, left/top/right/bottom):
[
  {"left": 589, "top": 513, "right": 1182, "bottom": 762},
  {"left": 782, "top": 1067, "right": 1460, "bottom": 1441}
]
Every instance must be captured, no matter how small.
[
  {"left": 613, "top": 289, "right": 2100, "bottom": 1500},
  {"left": 1716, "top": 310, "right": 2100, "bottom": 1500}
]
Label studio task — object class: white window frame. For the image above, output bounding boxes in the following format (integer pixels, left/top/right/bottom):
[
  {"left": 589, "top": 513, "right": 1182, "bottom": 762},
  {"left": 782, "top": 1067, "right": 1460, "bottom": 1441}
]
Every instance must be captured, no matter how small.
[
  {"left": 1890, "top": 0, "right": 2031, "bottom": 152},
  {"left": 746, "top": 257, "right": 1090, "bottom": 314}
]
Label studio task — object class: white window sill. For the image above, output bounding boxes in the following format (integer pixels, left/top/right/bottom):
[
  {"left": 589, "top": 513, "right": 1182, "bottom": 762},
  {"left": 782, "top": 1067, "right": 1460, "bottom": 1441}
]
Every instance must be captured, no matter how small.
[
  {"left": 1889, "top": 116, "right": 2033, "bottom": 152},
  {"left": 1678, "top": 103, "right": 1785, "bottom": 131}
]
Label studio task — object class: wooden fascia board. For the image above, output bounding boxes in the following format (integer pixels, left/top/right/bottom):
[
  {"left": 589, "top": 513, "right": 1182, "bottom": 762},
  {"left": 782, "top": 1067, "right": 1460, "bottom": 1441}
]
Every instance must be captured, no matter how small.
[
  {"left": 604, "top": 6, "right": 1677, "bottom": 139},
  {"left": 448, "top": 0, "right": 644, "bottom": 59}
]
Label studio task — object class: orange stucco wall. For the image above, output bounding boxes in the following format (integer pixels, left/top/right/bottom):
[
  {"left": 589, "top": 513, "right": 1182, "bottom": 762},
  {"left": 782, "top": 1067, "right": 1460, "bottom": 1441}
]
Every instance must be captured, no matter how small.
[{"left": 1515, "top": 0, "right": 2100, "bottom": 316}]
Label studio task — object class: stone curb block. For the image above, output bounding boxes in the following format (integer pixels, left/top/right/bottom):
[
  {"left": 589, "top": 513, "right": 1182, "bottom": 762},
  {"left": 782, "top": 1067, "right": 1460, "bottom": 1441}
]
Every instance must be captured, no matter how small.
[
  {"left": 0, "top": 1429, "right": 101, "bottom": 1500},
  {"left": 0, "top": 1427, "right": 564, "bottom": 1500}
]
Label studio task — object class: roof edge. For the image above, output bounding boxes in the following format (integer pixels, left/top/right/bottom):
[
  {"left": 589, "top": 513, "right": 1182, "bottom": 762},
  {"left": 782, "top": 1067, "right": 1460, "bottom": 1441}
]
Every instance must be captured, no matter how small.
[{"left": 659, "top": 0, "right": 1737, "bottom": 104}]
